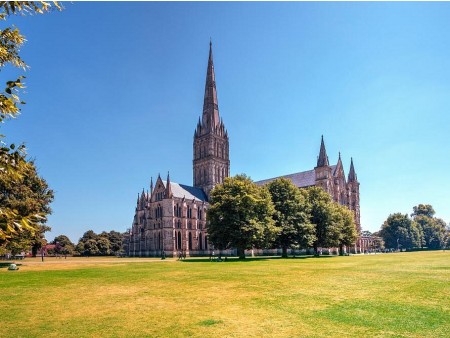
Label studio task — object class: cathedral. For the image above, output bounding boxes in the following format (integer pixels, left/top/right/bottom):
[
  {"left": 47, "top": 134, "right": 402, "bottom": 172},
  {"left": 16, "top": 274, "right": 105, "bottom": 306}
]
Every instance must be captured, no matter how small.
[{"left": 125, "top": 42, "right": 361, "bottom": 257}]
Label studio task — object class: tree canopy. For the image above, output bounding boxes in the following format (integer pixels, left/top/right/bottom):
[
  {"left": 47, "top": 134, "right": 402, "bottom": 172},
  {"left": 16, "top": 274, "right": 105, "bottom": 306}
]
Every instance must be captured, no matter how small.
[
  {"left": 411, "top": 204, "right": 446, "bottom": 250},
  {"left": 207, "top": 175, "right": 277, "bottom": 259},
  {"left": 380, "top": 213, "right": 423, "bottom": 250},
  {"left": 0, "top": 1, "right": 61, "bottom": 249},
  {"left": 266, "top": 178, "right": 315, "bottom": 257},
  {"left": 75, "top": 230, "right": 125, "bottom": 256},
  {"left": 0, "top": 157, "right": 54, "bottom": 254},
  {"left": 303, "top": 186, "right": 342, "bottom": 254}
]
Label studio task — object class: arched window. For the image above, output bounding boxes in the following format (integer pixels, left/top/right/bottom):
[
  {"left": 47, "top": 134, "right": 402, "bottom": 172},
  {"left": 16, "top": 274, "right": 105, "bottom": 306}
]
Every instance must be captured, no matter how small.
[
  {"left": 199, "top": 233, "right": 203, "bottom": 250},
  {"left": 188, "top": 232, "right": 192, "bottom": 251},
  {"left": 177, "top": 231, "right": 182, "bottom": 250}
]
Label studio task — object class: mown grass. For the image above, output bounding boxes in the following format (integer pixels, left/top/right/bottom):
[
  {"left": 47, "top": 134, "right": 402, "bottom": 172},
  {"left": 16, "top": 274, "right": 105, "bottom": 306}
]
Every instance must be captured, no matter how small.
[{"left": 0, "top": 252, "right": 449, "bottom": 337}]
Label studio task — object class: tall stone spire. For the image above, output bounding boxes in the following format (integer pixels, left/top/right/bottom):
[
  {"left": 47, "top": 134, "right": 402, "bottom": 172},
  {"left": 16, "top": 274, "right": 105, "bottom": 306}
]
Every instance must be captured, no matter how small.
[
  {"left": 165, "top": 171, "right": 172, "bottom": 198},
  {"left": 317, "top": 135, "right": 329, "bottom": 167},
  {"left": 202, "top": 40, "right": 220, "bottom": 131},
  {"left": 193, "top": 41, "right": 230, "bottom": 199},
  {"left": 348, "top": 157, "right": 357, "bottom": 182}
]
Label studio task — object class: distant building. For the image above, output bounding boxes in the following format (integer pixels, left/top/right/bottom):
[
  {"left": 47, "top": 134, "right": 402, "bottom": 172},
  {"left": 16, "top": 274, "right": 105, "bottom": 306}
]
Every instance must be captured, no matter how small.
[{"left": 125, "top": 42, "right": 361, "bottom": 257}]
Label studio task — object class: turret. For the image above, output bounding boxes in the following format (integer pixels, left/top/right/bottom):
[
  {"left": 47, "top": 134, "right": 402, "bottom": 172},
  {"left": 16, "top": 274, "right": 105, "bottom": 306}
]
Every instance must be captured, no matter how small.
[
  {"left": 314, "top": 135, "right": 333, "bottom": 194},
  {"left": 165, "top": 172, "right": 172, "bottom": 199}
]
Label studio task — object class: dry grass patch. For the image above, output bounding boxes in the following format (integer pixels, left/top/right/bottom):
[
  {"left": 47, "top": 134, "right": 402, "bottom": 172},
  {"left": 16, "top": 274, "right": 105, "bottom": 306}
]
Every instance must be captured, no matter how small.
[{"left": 1, "top": 252, "right": 449, "bottom": 337}]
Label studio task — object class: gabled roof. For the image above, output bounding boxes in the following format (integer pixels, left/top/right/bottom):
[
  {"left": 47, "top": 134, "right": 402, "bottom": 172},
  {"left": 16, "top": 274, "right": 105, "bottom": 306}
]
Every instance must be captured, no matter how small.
[
  {"left": 255, "top": 165, "right": 337, "bottom": 188},
  {"left": 161, "top": 180, "right": 208, "bottom": 202}
]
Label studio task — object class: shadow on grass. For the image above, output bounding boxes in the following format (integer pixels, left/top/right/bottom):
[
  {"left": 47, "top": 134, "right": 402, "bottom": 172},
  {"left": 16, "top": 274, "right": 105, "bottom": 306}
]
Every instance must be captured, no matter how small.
[
  {"left": 180, "top": 255, "right": 336, "bottom": 263},
  {"left": 0, "top": 262, "right": 23, "bottom": 269}
]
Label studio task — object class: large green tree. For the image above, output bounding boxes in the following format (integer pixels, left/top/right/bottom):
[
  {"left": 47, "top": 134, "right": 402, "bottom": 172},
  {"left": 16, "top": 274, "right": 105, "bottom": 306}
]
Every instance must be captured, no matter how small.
[
  {"left": 302, "top": 186, "right": 341, "bottom": 254},
  {"left": 380, "top": 213, "right": 423, "bottom": 250},
  {"left": 0, "top": 158, "right": 54, "bottom": 254},
  {"left": 266, "top": 178, "right": 315, "bottom": 257},
  {"left": 411, "top": 204, "right": 447, "bottom": 249},
  {"left": 334, "top": 203, "right": 358, "bottom": 255},
  {"left": 0, "top": 1, "right": 61, "bottom": 244},
  {"left": 207, "top": 175, "right": 278, "bottom": 259}
]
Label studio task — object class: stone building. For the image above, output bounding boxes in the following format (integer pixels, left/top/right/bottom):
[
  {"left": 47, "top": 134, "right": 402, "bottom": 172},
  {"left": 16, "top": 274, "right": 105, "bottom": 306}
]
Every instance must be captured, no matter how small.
[
  {"left": 126, "top": 42, "right": 228, "bottom": 257},
  {"left": 125, "top": 42, "right": 361, "bottom": 257}
]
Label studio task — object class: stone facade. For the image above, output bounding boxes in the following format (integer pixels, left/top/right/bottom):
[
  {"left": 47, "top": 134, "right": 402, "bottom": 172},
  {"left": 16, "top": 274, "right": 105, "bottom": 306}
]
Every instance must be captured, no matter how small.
[
  {"left": 126, "top": 42, "right": 228, "bottom": 257},
  {"left": 125, "top": 42, "right": 362, "bottom": 257},
  {"left": 255, "top": 136, "right": 361, "bottom": 234},
  {"left": 126, "top": 174, "right": 210, "bottom": 257}
]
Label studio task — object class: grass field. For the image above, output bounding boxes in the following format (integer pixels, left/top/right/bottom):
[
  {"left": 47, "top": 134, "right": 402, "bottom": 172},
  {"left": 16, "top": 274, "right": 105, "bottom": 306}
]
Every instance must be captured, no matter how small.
[{"left": 1, "top": 251, "right": 449, "bottom": 338}]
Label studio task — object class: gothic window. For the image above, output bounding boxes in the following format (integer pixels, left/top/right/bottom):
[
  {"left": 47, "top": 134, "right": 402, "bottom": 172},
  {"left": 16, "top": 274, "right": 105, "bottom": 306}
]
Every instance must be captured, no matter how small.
[
  {"left": 203, "top": 169, "right": 207, "bottom": 183},
  {"left": 199, "top": 233, "right": 203, "bottom": 250},
  {"left": 177, "top": 231, "right": 182, "bottom": 250},
  {"left": 188, "top": 232, "right": 193, "bottom": 251},
  {"left": 177, "top": 220, "right": 181, "bottom": 229},
  {"left": 188, "top": 222, "right": 192, "bottom": 230}
]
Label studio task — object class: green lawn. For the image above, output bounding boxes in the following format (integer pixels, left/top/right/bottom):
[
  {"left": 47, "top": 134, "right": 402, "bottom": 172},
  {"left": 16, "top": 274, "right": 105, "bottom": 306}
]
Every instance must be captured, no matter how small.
[{"left": 1, "top": 251, "right": 449, "bottom": 337}]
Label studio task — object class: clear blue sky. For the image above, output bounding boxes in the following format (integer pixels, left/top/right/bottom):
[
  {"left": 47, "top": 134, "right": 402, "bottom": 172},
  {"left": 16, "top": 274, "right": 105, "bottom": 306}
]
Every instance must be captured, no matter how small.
[{"left": 3, "top": 2, "right": 450, "bottom": 243}]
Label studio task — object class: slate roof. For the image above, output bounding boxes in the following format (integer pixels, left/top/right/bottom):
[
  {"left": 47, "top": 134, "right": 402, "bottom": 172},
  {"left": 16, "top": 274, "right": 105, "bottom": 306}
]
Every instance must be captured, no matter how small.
[
  {"left": 255, "top": 165, "right": 337, "bottom": 188},
  {"left": 162, "top": 180, "right": 208, "bottom": 202}
]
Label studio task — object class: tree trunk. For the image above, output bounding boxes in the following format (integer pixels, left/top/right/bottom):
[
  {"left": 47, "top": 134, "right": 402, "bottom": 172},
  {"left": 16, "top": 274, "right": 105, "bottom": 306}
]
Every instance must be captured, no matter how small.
[
  {"left": 237, "top": 247, "right": 245, "bottom": 260},
  {"left": 282, "top": 246, "right": 288, "bottom": 258},
  {"left": 313, "top": 243, "right": 319, "bottom": 256},
  {"left": 339, "top": 244, "right": 344, "bottom": 256}
]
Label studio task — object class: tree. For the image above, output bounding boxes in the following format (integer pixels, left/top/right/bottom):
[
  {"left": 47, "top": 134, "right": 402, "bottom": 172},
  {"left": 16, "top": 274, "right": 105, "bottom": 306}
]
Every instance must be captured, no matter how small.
[
  {"left": 75, "top": 230, "right": 125, "bottom": 256},
  {"left": 380, "top": 213, "right": 423, "bottom": 250},
  {"left": 0, "top": 1, "right": 61, "bottom": 244},
  {"left": 302, "top": 186, "right": 341, "bottom": 255},
  {"left": 266, "top": 178, "right": 315, "bottom": 257},
  {"left": 207, "top": 175, "right": 278, "bottom": 259},
  {"left": 411, "top": 204, "right": 447, "bottom": 250},
  {"left": 0, "top": 157, "right": 54, "bottom": 254},
  {"left": 411, "top": 204, "right": 435, "bottom": 218},
  {"left": 52, "top": 235, "right": 75, "bottom": 256},
  {"left": 334, "top": 204, "right": 357, "bottom": 255}
]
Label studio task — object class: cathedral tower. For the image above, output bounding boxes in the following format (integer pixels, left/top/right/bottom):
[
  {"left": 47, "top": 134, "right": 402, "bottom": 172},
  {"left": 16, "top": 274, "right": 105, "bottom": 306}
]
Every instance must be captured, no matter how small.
[
  {"left": 347, "top": 158, "right": 361, "bottom": 232},
  {"left": 314, "top": 135, "right": 333, "bottom": 195},
  {"left": 193, "top": 42, "right": 230, "bottom": 198}
]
